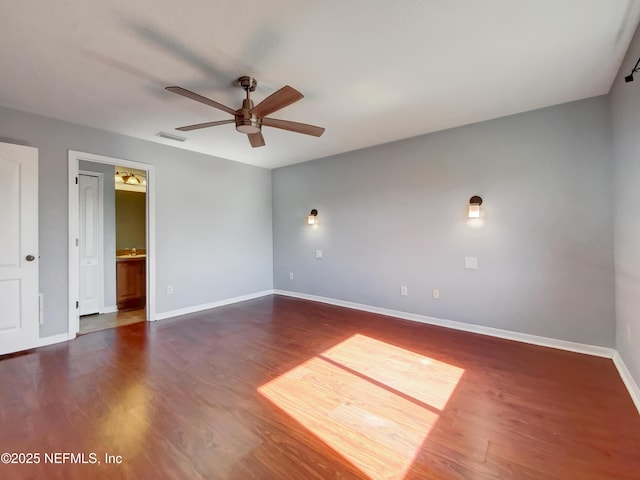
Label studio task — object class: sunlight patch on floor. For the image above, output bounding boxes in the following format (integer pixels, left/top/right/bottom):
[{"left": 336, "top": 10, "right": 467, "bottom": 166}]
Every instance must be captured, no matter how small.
[
  {"left": 258, "top": 334, "right": 464, "bottom": 479},
  {"left": 322, "top": 334, "right": 464, "bottom": 410},
  {"left": 98, "top": 383, "right": 151, "bottom": 455}
]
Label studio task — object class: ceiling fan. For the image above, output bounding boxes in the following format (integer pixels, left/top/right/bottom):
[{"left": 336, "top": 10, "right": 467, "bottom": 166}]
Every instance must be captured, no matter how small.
[{"left": 165, "top": 76, "right": 325, "bottom": 148}]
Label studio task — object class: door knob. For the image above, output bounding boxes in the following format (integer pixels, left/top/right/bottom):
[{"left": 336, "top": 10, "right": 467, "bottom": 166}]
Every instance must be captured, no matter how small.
[{"left": 26, "top": 255, "right": 35, "bottom": 262}]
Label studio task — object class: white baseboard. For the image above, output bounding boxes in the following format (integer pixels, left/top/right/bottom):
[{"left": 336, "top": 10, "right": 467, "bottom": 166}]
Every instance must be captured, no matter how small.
[
  {"left": 612, "top": 351, "right": 640, "bottom": 415},
  {"left": 30, "top": 290, "right": 275, "bottom": 351},
  {"left": 275, "top": 290, "right": 640, "bottom": 414},
  {"left": 154, "top": 290, "right": 274, "bottom": 321},
  {"left": 100, "top": 305, "right": 118, "bottom": 314},
  {"left": 22, "top": 290, "right": 640, "bottom": 415},
  {"left": 273, "top": 290, "right": 615, "bottom": 358},
  {"left": 37, "top": 332, "right": 75, "bottom": 348},
  {"left": 274, "top": 290, "right": 640, "bottom": 415}
]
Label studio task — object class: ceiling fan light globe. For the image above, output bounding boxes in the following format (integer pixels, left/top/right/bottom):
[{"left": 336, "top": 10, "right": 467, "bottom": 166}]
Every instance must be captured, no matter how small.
[{"left": 236, "top": 119, "right": 261, "bottom": 134}]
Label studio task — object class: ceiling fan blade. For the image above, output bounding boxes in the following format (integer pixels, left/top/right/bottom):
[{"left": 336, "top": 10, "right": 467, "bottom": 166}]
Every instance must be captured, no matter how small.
[
  {"left": 251, "top": 86, "right": 303, "bottom": 118},
  {"left": 166, "top": 86, "right": 237, "bottom": 116},
  {"left": 262, "top": 117, "right": 325, "bottom": 137},
  {"left": 248, "top": 132, "right": 266, "bottom": 148},
  {"left": 175, "top": 119, "right": 235, "bottom": 131}
]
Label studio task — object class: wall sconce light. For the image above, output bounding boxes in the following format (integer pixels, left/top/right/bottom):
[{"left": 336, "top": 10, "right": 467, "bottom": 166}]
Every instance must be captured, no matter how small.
[
  {"left": 624, "top": 56, "right": 640, "bottom": 83},
  {"left": 307, "top": 209, "right": 318, "bottom": 225},
  {"left": 468, "top": 196, "right": 483, "bottom": 218}
]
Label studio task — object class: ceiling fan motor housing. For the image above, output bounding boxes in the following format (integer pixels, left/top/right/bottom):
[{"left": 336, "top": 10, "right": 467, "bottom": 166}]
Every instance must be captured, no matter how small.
[{"left": 235, "top": 98, "right": 261, "bottom": 134}]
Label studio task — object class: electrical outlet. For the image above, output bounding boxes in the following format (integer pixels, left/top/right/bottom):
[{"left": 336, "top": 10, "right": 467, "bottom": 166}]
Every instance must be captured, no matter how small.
[
  {"left": 316, "top": 249, "right": 323, "bottom": 259},
  {"left": 401, "top": 285, "right": 408, "bottom": 296},
  {"left": 289, "top": 272, "right": 294, "bottom": 280},
  {"left": 465, "top": 257, "right": 478, "bottom": 269},
  {"left": 433, "top": 288, "right": 440, "bottom": 299},
  {"left": 167, "top": 285, "right": 174, "bottom": 295}
]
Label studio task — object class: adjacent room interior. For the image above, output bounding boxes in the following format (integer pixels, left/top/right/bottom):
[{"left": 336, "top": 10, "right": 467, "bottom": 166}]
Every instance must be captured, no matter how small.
[
  {"left": 1, "top": 1, "right": 640, "bottom": 479},
  {"left": 77, "top": 162, "right": 149, "bottom": 334}
]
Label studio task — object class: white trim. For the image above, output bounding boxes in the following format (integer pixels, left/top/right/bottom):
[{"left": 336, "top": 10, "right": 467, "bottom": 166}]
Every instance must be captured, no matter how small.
[
  {"left": 68, "top": 150, "right": 157, "bottom": 333},
  {"left": 20, "top": 290, "right": 640, "bottom": 416},
  {"left": 37, "top": 333, "right": 76, "bottom": 348},
  {"left": 100, "top": 305, "right": 118, "bottom": 314},
  {"left": 78, "top": 170, "right": 104, "bottom": 315},
  {"left": 274, "top": 291, "right": 640, "bottom": 413},
  {"left": 154, "top": 290, "right": 274, "bottom": 321},
  {"left": 68, "top": 156, "right": 79, "bottom": 336},
  {"left": 146, "top": 166, "right": 156, "bottom": 321},
  {"left": 273, "top": 290, "right": 615, "bottom": 358},
  {"left": 612, "top": 351, "right": 640, "bottom": 415}
]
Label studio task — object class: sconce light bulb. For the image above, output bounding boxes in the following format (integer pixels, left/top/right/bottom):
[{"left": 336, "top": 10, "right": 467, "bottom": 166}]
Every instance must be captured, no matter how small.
[
  {"left": 468, "top": 196, "right": 483, "bottom": 219},
  {"left": 308, "top": 209, "right": 318, "bottom": 225}
]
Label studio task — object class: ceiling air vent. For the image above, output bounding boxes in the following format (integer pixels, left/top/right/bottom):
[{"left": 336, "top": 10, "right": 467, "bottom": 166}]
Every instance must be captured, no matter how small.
[{"left": 156, "top": 131, "right": 186, "bottom": 142}]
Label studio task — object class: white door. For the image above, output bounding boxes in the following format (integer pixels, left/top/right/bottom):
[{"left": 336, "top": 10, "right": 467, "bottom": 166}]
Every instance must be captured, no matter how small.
[
  {"left": 0, "top": 142, "right": 39, "bottom": 355},
  {"left": 79, "top": 173, "right": 101, "bottom": 315}
]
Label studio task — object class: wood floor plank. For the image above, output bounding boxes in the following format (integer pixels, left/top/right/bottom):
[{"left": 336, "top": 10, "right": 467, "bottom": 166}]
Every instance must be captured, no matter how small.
[{"left": 1, "top": 295, "right": 639, "bottom": 479}]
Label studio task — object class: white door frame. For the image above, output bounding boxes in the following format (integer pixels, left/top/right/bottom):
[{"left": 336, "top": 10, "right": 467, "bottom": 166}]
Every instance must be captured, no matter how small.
[
  {"left": 78, "top": 170, "right": 104, "bottom": 315},
  {"left": 68, "top": 150, "right": 156, "bottom": 337}
]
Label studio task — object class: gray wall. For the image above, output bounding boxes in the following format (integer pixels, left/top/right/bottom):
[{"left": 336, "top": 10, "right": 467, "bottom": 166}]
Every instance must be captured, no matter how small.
[
  {"left": 79, "top": 160, "right": 116, "bottom": 309},
  {"left": 610, "top": 24, "right": 640, "bottom": 384},
  {"left": 273, "top": 97, "right": 615, "bottom": 347},
  {"left": 0, "top": 106, "right": 273, "bottom": 337},
  {"left": 116, "top": 190, "right": 146, "bottom": 251}
]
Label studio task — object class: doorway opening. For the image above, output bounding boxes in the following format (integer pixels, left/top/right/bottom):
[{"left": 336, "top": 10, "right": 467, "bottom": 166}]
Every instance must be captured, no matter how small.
[{"left": 68, "top": 151, "right": 156, "bottom": 337}]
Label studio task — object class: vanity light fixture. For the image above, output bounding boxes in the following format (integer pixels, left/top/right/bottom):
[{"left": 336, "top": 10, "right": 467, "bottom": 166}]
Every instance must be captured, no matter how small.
[
  {"left": 115, "top": 171, "right": 145, "bottom": 185},
  {"left": 468, "top": 196, "right": 483, "bottom": 218},
  {"left": 307, "top": 209, "right": 318, "bottom": 225}
]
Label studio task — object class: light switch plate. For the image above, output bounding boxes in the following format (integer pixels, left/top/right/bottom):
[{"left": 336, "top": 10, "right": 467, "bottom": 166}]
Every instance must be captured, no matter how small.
[
  {"left": 316, "top": 249, "right": 323, "bottom": 259},
  {"left": 464, "top": 257, "right": 478, "bottom": 269}
]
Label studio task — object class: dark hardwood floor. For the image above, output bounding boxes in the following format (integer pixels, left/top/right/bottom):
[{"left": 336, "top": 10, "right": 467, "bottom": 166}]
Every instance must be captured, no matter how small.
[{"left": 0, "top": 295, "right": 638, "bottom": 479}]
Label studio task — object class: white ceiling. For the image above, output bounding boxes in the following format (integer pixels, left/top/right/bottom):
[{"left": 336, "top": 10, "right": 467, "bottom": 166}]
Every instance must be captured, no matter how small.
[{"left": 1, "top": 1, "right": 639, "bottom": 169}]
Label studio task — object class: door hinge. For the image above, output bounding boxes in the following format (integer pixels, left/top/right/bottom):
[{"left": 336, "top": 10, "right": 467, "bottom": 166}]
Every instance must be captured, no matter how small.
[
  {"left": 75, "top": 301, "right": 79, "bottom": 309},
  {"left": 75, "top": 176, "right": 78, "bottom": 185},
  {"left": 75, "top": 238, "right": 79, "bottom": 247}
]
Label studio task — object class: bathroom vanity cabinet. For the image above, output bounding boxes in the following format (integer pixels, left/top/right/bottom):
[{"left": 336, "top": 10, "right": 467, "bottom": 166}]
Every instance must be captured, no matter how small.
[{"left": 116, "top": 255, "right": 146, "bottom": 310}]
